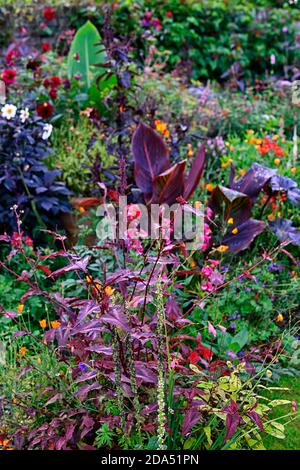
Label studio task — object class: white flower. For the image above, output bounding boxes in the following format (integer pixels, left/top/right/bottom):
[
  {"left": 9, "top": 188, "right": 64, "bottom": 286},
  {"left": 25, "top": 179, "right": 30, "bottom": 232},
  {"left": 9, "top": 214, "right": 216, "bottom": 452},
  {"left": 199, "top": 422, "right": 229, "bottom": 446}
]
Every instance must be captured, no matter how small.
[
  {"left": 42, "top": 123, "right": 53, "bottom": 140},
  {"left": 270, "top": 54, "right": 276, "bottom": 65},
  {"left": 1, "top": 103, "right": 17, "bottom": 120},
  {"left": 20, "top": 107, "right": 29, "bottom": 123}
]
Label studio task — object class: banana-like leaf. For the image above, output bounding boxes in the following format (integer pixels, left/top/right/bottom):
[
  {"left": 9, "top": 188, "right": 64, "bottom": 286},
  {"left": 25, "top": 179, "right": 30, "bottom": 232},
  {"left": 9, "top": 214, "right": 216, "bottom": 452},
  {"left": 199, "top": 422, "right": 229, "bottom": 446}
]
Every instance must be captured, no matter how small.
[{"left": 67, "top": 21, "right": 105, "bottom": 92}]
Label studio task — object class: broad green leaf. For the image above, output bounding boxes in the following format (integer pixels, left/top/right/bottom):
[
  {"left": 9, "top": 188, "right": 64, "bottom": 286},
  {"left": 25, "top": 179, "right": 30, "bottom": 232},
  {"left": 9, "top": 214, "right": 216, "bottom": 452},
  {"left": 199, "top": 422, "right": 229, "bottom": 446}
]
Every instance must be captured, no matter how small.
[
  {"left": 67, "top": 21, "right": 105, "bottom": 92},
  {"left": 269, "top": 399, "right": 291, "bottom": 407}
]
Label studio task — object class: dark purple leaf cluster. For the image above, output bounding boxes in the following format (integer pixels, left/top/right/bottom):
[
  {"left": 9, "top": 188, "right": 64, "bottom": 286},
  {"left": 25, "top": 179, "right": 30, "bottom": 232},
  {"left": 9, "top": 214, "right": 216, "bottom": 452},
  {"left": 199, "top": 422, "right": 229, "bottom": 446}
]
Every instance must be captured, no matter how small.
[{"left": 0, "top": 111, "right": 70, "bottom": 235}]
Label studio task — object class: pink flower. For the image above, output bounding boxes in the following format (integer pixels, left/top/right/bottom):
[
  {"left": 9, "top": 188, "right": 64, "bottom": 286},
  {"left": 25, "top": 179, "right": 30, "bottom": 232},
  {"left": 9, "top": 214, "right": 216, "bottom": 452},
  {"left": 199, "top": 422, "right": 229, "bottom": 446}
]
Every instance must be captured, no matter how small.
[
  {"left": 201, "top": 281, "right": 214, "bottom": 292},
  {"left": 201, "top": 265, "right": 213, "bottom": 278},
  {"left": 209, "top": 259, "right": 220, "bottom": 267},
  {"left": 217, "top": 324, "right": 227, "bottom": 333},
  {"left": 208, "top": 321, "right": 217, "bottom": 337}
]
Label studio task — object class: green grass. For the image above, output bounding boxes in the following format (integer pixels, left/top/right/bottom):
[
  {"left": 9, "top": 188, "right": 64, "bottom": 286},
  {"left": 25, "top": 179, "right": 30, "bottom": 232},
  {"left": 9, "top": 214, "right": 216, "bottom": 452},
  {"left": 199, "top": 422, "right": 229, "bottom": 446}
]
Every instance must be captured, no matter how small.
[{"left": 263, "top": 376, "right": 300, "bottom": 450}]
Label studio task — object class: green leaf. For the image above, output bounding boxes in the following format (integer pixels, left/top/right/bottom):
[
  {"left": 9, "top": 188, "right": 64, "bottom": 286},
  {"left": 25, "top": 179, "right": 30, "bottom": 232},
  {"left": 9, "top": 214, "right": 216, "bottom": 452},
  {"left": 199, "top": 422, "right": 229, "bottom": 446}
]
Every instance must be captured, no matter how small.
[
  {"left": 67, "top": 21, "right": 105, "bottom": 92},
  {"left": 269, "top": 399, "right": 291, "bottom": 407}
]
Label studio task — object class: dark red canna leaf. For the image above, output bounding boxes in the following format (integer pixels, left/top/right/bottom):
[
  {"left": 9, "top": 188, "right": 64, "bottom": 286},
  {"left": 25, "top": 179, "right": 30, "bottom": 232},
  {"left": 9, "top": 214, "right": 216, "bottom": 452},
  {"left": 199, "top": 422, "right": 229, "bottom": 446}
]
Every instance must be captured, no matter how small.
[
  {"left": 230, "top": 163, "right": 276, "bottom": 202},
  {"left": 223, "top": 219, "right": 266, "bottom": 252},
  {"left": 209, "top": 185, "right": 252, "bottom": 225},
  {"left": 184, "top": 144, "right": 206, "bottom": 200},
  {"left": 152, "top": 160, "right": 186, "bottom": 204},
  {"left": 132, "top": 122, "right": 170, "bottom": 201}
]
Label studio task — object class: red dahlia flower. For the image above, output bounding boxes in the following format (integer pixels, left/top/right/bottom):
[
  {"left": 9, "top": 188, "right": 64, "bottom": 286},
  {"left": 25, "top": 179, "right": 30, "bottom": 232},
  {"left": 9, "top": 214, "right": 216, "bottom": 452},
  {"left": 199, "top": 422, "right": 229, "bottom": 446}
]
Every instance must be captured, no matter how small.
[
  {"left": 1, "top": 69, "right": 17, "bottom": 85},
  {"left": 41, "top": 43, "right": 51, "bottom": 52},
  {"left": 43, "top": 7, "right": 56, "bottom": 21},
  {"left": 36, "top": 102, "right": 54, "bottom": 119}
]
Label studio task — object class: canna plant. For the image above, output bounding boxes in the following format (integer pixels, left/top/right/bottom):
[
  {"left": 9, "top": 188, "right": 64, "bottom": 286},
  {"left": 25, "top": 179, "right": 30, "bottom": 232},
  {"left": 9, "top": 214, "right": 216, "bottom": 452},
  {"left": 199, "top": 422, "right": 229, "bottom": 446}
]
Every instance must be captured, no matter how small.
[{"left": 132, "top": 122, "right": 206, "bottom": 205}]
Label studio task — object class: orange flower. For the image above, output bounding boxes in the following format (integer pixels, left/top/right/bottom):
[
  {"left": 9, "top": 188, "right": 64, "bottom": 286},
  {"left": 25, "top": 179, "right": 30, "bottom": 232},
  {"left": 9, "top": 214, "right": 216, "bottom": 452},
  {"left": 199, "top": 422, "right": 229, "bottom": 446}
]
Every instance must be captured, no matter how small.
[
  {"left": 50, "top": 321, "right": 61, "bottom": 329},
  {"left": 205, "top": 183, "right": 214, "bottom": 192},
  {"left": 276, "top": 313, "right": 283, "bottom": 322},
  {"left": 216, "top": 245, "right": 229, "bottom": 253},
  {"left": 17, "top": 304, "right": 24, "bottom": 313},
  {"left": 79, "top": 206, "right": 85, "bottom": 214},
  {"left": 232, "top": 228, "right": 238, "bottom": 235},
  {"left": 105, "top": 286, "right": 115, "bottom": 297},
  {"left": 39, "top": 319, "right": 47, "bottom": 329},
  {"left": 268, "top": 213, "right": 276, "bottom": 221},
  {"left": 228, "top": 217, "right": 234, "bottom": 225},
  {"left": 291, "top": 167, "right": 297, "bottom": 174},
  {"left": 154, "top": 119, "right": 170, "bottom": 138},
  {"left": 20, "top": 347, "right": 27, "bottom": 356}
]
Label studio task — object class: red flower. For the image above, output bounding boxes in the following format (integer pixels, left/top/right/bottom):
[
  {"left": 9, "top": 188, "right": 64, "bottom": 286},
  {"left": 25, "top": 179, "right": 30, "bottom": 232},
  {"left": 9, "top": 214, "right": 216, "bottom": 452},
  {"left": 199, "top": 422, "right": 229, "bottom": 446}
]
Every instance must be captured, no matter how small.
[
  {"left": 5, "top": 47, "right": 20, "bottom": 66},
  {"left": 196, "top": 343, "right": 213, "bottom": 361},
  {"left": 41, "top": 42, "right": 51, "bottom": 52},
  {"left": 188, "top": 351, "right": 200, "bottom": 365},
  {"left": 49, "top": 87, "right": 57, "bottom": 100},
  {"left": 1, "top": 69, "right": 17, "bottom": 85},
  {"left": 43, "top": 7, "right": 56, "bottom": 21},
  {"left": 36, "top": 102, "right": 54, "bottom": 119},
  {"left": 50, "top": 76, "right": 62, "bottom": 87},
  {"left": 166, "top": 11, "right": 173, "bottom": 18},
  {"left": 24, "top": 236, "right": 33, "bottom": 247}
]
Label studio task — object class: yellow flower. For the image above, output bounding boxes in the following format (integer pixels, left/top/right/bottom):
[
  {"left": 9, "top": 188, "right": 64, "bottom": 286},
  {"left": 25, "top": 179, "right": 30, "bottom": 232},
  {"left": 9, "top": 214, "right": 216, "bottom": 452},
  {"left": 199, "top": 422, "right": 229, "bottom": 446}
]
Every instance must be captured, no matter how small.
[
  {"left": 274, "top": 158, "right": 281, "bottom": 166},
  {"left": 50, "top": 321, "right": 61, "bottom": 329},
  {"left": 194, "top": 201, "right": 202, "bottom": 209},
  {"left": 105, "top": 286, "right": 115, "bottom": 297},
  {"left": 39, "top": 319, "right": 47, "bottom": 329},
  {"left": 17, "top": 304, "right": 24, "bottom": 313},
  {"left": 20, "top": 347, "right": 27, "bottom": 356},
  {"left": 232, "top": 228, "right": 238, "bottom": 235},
  {"left": 79, "top": 206, "right": 85, "bottom": 214},
  {"left": 239, "top": 168, "right": 246, "bottom": 176},
  {"left": 206, "top": 183, "right": 214, "bottom": 192},
  {"left": 228, "top": 217, "right": 234, "bottom": 225},
  {"left": 221, "top": 158, "right": 233, "bottom": 169},
  {"left": 276, "top": 313, "right": 283, "bottom": 322},
  {"left": 216, "top": 245, "right": 229, "bottom": 253},
  {"left": 37, "top": 358, "right": 42, "bottom": 364},
  {"left": 273, "top": 134, "right": 279, "bottom": 141},
  {"left": 86, "top": 275, "right": 93, "bottom": 284},
  {"left": 247, "top": 129, "right": 254, "bottom": 135},
  {"left": 154, "top": 120, "right": 169, "bottom": 138},
  {"left": 187, "top": 144, "right": 193, "bottom": 158},
  {"left": 291, "top": 167, "right": 297, "bottom": 174}
]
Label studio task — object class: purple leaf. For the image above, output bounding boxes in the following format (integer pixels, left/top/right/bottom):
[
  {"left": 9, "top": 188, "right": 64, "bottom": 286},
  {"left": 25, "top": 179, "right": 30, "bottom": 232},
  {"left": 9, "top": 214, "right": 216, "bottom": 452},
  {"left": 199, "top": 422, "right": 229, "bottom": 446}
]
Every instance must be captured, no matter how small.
[
  {"left": 132, "top": 122, "right": 170, "bottom": 201},
  {"left": 223, "top": 219, "right": 266, "bottom": 252},
  {"left": 230, "top": 163, "right": 276, "bottom": 201},
  {"left": 135, "top": 363, "right": 157, "bottom": 384},
  {"left": 152, "top": 160, "right": 186, "bottom": 204},
  {"left": 50, "top": 255, "right": 90, "bottom": 278},
  {"left": 184, "top": 144, "right": 206, "bottom": 200},
  {"left": 182, "top": 409, "right": 202, "bottom": 435},
  {"left": 269, "top": 217, "right": 300, "bottom": 245},
  {"left": 87, "top": 344, "right": 113, "bottom": 355},
  {"left": 74, "top": 382, "right": 101, "bottom": 400},
  {"left": 74, "top": 370, "right": 98, "bottom": 384},
  {"left": 101, "top": 306, "right": 131, "bottom": 331},
  {"left": 209, "top": 185, "right": 252, "bottom": 225},
  {"left": 247, "top": 411, "right": 264, "bottom": 432}
]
